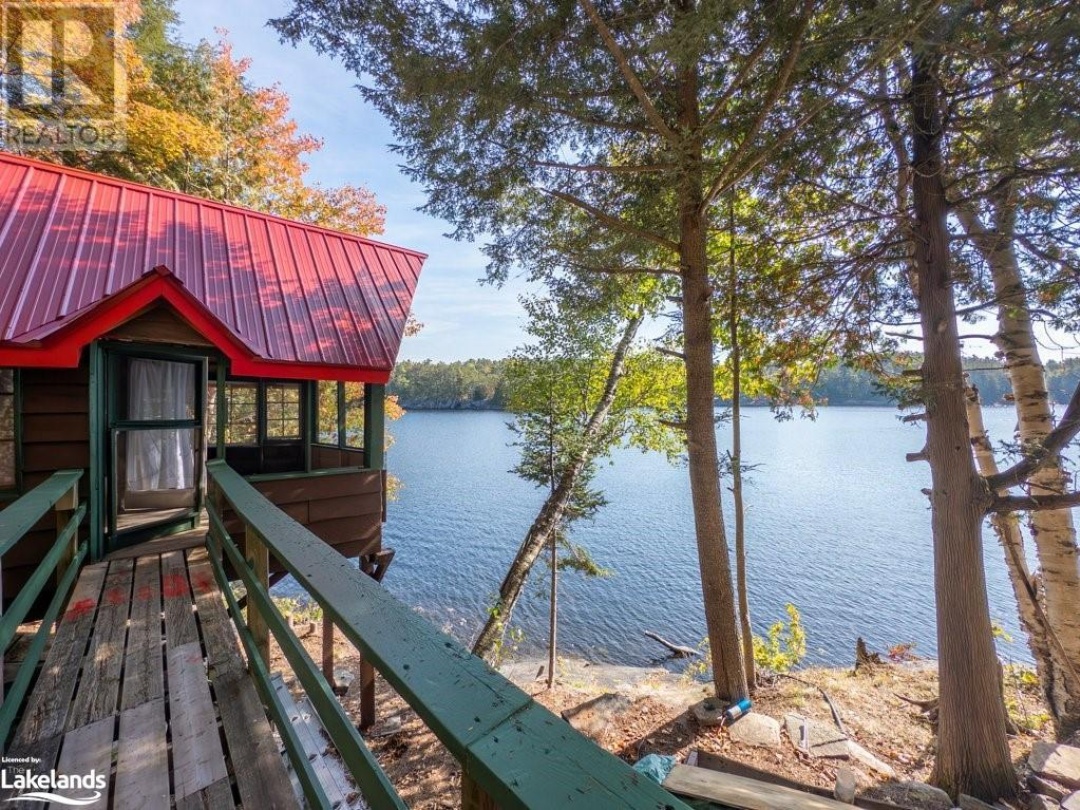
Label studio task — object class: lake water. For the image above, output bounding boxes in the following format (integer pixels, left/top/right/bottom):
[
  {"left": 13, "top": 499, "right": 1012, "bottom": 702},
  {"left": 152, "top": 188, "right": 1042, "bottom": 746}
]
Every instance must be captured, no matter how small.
[{"left": 325, "top": 408, "right": 1051, "bottom": 668}]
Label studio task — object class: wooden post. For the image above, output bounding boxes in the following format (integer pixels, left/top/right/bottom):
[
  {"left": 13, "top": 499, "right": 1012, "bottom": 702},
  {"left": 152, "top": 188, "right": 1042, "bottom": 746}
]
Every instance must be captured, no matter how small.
[
  {"left": 462, "top": 774, "right": 499, "bottom": 810},
  {"left": 363, "top": 384, "right": 385, "bottom": 470},
  {"left": 54, "top": 479, "right": 78, "bottom": 587},
  {"left": 322, "top": 613, "right": 334, "bottom": 684},
  {"left": 246, "top": 525, "right": 271, "bottom": 666}
]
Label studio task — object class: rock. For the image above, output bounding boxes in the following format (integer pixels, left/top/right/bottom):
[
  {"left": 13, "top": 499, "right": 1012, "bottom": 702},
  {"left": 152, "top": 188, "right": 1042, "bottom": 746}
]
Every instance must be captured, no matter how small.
[
  {"left": 1063, "top": 791, "right": 1079, "bottom": 810},
  {"left": 894, "top": 780, "right": 953, "bottom": 810},
  {"left": 814, "top": 740, "right": 856, "bottom": 759},
  {"left": 562, "top": 693, "right": 632, "bottom": 740},
  {"left": 691, "top": 698, "right": 726, "bottom": 727},
  {"left": 960, "top": 794, "right": 1000, "bottom": 810},
  {"left": 845, "top": 740, "right": 896, "bottom": 779},
  {"left": 1030, "top": 743, "right": 1080, "bottom": 789},
  {"left": 1029, "top": 795, "right": 1060, "bottom": 810},
  {"left": 727, "top": 712, "right": 782, "bottom": 748},
  {"left": 835, "top": 766, "right": 858, "bottom": 804},
  {"left": 784, "top": 713, "right": 847, "bottom": 752},
  {"left": 1030, "top": 774, "right": 1070, "bottom": 801}
]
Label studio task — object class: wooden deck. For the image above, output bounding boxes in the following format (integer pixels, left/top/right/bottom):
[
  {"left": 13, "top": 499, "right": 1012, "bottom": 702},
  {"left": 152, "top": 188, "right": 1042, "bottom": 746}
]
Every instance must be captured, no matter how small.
[{"left": 3, "top": 547, "right": 299, "bottom": 809}]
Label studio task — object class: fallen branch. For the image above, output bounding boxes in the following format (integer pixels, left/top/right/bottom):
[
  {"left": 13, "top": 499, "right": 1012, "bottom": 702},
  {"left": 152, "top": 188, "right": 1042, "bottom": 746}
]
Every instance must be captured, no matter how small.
[
  {"left": 779, "top": 673, "right": 848, "bottom": 737},
  {"left": 644, "top": 631, "right": 701, "bottom": 658}
]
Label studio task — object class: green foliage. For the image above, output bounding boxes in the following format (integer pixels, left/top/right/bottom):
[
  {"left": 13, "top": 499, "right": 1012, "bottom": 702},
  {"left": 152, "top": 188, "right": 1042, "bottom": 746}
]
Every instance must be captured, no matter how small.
[
  {"left": 273, "top": 595, "right": 323, "bottom": 624},
  {"left": 752, "top": 604, "right": 807, "bottom": 674},
  {"left": 483, "top": 600, "right": 525, "bottom": 667},
  {"left": 390, "top": 355, "right": 1080, "bottom": 409}
]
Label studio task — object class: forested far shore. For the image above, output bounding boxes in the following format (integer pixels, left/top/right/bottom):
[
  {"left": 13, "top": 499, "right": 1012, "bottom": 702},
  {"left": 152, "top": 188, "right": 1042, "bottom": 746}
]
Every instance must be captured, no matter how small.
[{"left": 388, "top": 357, "right": 1080, "bottom": 411}]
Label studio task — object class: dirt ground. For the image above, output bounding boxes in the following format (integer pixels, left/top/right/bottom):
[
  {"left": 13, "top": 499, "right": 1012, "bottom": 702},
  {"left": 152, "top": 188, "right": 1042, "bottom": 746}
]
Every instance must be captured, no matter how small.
[{"left": 271, "top": 625, "right": 1057, "bottom": 810}]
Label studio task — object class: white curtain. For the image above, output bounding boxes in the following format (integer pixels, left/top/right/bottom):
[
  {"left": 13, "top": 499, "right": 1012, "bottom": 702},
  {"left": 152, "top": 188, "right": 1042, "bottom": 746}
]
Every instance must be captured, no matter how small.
[{"left": 126, "top": 359, "right": 195, "bottom": 491}]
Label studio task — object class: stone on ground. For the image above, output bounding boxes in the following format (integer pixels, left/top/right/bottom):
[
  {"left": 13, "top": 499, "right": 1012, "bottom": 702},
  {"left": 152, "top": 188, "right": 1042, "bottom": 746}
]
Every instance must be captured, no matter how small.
[
  {"left": 561, "top": 693, "right": 632, "bottom": 740},
  {"left": 843, "top": 740, "right": 895, "bottom": 778},
  {"left": 691, "top": 698, "right": 726, "bottom": 727},
  {"left": 784, "top": 713, "right": 847, "bottom": 752},
  {"left": 727, "top": 712, "right": 782, "bottom": 748},
  {"left": 1030, "top": 743, "right": 1080, "bottom": 789},
  {"left": 959, "top": 794, "right": 999, "bottom": 810},
  {"left": 1028, "top": 795, "right": 1060, "bottom": 810},
  {"left": 893, "top": 780, "right": 953, "bottom": 810},
  {"left": 1030, "top": 774, "right": 1070, "bottom": 801},
  {"left": 834, "top": 766, "right": 858, "bottom": 804},
  {"left": 1062, "top": 791, "right": 1079, "bottom": 810}
]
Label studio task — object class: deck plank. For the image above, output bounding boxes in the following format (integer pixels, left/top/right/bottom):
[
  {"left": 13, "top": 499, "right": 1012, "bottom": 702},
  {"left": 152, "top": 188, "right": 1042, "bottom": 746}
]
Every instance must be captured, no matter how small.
[
  {"left": 67, "top": 559, "right": 134, "bottom": 730},
  {"left": 51, "top": 715, "right": 114, "bottom": 809},
  {"left": 174, "top": 777, "right": 234, "bottom": 810},
  {"left": 188, "top": 551, "right": 297, "bottom": 810},
  {"left": 168, "top": 641, "right": 229, "bottom": 801},
  {"left": 271, "top": 674, "right": 361, "bottom": 809},
  {"left": 121, "top": 555, "right": 164, "bottom": 710},
  {"left": 113, "top": 698, "right": 170, "bottom": 810},
  {"left": 10, "top": 563, "right": 108, "bottom": 758},
  {"left": 162, "top": 550, "right": 198, "bottom": 649}
]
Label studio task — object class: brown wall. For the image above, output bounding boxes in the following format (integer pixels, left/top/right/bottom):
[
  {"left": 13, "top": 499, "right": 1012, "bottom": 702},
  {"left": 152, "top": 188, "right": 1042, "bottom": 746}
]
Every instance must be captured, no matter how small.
[
  {"left": 311, "top": 445, "right": 366, "bottom": 470},
  {"left": 221, "top": 468, "right": 383, "bottom": 573},
  {"left": 1, "top": 364, "right": 91, "bottom": 597}
]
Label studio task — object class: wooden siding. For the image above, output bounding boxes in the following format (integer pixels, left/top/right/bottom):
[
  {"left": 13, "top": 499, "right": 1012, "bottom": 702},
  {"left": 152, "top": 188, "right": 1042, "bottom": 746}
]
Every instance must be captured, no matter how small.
[
  {"left": 311, "top": 445, "right": 366, "bottom": 470},
  {"left": 104, "top": 303, "right": 215, "bottom": 348},
  {"left": 2, "top": 364, "right": 90, "bottom": 597},
  {"left": 222, "top": 469, "right": 382, "bottom": 572}
]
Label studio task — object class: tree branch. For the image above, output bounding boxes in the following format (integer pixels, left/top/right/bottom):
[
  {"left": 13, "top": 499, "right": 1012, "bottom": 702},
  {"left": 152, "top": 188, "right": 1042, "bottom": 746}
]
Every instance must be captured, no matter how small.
[
  {"left": 543, "top": 188, "right": 680, "bottom": 252},
  {"left": 989, "top": 492, "right": 1080, "bottom": 513},
  {"left": 577, "top": 0, "right": 681, "bottom": 147},
  {"left": 985, "top": 380, "right": 1080, "bottom": 491}
]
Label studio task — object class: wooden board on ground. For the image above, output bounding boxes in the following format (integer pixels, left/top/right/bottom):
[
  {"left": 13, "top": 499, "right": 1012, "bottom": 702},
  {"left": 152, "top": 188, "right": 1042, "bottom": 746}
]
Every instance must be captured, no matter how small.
[
  {"left": 167, "top": 641, "right": 228, "bottom": 801},
  {"left": 664, "top": 763, "right": 854, "bottom": 810},
  {"left": 189, "top": 552, "right": 297, "bottom": 809},
  {"left": 161, "top": 550, "right": 197, "bottom": 649},
  {"left": 114, "top": 699, "right": 170, "bottom": 810},
  {"left": 688, "top": 751, "right": 902, "bottom": 810},
  {"left": 121, "top": 556, "right": 164, "bottom": 710},
  {"left": 271, "top": 673, "right": 365, "bottom": 809},
  {"left": 10, "top": 563, "right": 108, "bottom": 754},
  {"left": 68, "top": 559, "right": 134, "bottom": 729},
  {"left": 54, "top": 715, "right": 115, "bottom": 808},
  {"left": 174, "top": 777, "right": 234, "bottom": 810}
]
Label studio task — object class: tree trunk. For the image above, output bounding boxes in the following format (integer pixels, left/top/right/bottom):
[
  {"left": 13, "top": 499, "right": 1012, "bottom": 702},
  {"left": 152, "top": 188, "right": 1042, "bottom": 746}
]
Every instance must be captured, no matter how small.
[
  {"left": 729, "top": 198, "right": 755, "bottom": 691},
  {"left": 677, "top": 60, "right": 747, "bottom": 704},
  {"left": 955, "top": 198, "right": 1080, "bottom": 737},
  {"left": 910, "top": 47, "right": 1016, "bottom": 801},
  {"left": 472, "top": 316, "right": 643, "bottom": 660},
  {"left": 964, "top": 384, "right": 1054, "bottom": 690},
  {"left": 547, "top": 528, "right": 557, "bottom": 688}
]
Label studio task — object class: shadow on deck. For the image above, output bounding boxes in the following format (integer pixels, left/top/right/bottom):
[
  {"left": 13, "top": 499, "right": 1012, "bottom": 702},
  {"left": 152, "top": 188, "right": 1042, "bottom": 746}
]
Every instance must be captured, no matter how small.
[{"left": 3, "top": 545, "right": 303, "bottom": 809}]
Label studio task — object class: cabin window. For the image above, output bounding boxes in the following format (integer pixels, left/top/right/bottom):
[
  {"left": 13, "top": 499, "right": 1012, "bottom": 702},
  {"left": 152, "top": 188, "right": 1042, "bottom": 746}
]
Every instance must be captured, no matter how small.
[
  {"left": 0, "top": 369, "right": 14, "bottom": 489},
  {"left": 343, "top": 382, "right": 365, "bottom": 449},
  {"left": 265, "top": 383, "right": 302, "bottom": 440},
  {"left": 317, "top": 380, "right": 339, "bottom": 445},
  {"left": 222, "top": 382, "right": 259, "bottom": 445}
]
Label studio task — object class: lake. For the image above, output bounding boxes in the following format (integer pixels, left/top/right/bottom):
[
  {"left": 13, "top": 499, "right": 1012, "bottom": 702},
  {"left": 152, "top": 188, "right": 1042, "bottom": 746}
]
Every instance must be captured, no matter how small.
[{"left": 326, "top": 407, "right": 1050, "bottom": 668}]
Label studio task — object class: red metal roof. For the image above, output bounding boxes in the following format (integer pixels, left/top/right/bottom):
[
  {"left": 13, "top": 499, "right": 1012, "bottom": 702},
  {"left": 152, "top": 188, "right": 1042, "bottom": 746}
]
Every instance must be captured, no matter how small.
[{"left": 0, "top": 152, "right": 425, "bottom": 382}]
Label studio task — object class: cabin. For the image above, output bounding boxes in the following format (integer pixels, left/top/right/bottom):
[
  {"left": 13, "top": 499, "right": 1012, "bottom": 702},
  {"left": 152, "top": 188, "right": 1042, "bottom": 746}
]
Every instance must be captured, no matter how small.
[
  {"left": 0, "top": 153, "right": 690, "bottom": 810},
  {"left": 0, "top": 152, "right": 420, "bottom": 592}
]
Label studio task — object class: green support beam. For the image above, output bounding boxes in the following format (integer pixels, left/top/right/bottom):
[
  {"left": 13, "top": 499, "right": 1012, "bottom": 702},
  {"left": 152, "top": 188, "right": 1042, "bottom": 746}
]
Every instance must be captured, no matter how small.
[{"left": 364, "top": 383, "right": 385, "bottom": 470}]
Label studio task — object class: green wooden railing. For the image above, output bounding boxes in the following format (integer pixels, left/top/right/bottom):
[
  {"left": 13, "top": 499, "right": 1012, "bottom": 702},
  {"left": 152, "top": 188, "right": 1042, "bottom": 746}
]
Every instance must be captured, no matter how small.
[
  {"left": 206, "top": 460, "right": 688, "bottom": 810},
  {"left": 0, "top": 470, "right": 87, "bottom": 747}
]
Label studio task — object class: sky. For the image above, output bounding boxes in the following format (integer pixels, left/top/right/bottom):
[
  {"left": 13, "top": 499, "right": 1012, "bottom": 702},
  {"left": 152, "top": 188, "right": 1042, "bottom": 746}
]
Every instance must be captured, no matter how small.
[{"left": 172, "top": 0, "right": 531, "bottom": 362}]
